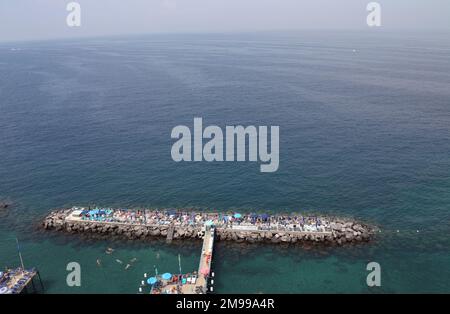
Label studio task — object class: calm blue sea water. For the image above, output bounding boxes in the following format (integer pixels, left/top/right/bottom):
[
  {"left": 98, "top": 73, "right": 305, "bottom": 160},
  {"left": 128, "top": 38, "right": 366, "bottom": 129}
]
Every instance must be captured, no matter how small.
[{"left": 1, "top": 31, "right": 449, "bottom": 293}]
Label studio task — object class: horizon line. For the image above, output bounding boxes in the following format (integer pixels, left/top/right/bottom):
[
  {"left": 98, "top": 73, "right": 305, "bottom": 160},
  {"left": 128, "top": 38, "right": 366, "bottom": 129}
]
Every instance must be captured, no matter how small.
[{"left": 2, "top": 27, "right": 450, "bottom": 45}]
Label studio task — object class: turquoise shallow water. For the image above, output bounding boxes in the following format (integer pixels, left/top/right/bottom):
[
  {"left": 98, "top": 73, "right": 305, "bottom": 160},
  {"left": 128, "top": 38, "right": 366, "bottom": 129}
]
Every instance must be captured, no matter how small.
[{"left": 0, "top": 31, "right": 449, "bottom": 293}]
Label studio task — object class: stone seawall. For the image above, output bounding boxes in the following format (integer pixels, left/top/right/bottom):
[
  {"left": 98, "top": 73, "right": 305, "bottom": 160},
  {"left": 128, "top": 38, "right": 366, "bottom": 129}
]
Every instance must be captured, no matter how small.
[{"left": 42, "top": 209, "right": 376, "bottom": 245}]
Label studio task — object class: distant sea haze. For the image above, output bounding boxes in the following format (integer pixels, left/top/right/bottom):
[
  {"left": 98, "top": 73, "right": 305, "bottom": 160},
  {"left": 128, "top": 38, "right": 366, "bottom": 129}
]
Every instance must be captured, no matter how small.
[{"left": 0, "top": 31, "right": 449, "bottom": 293}]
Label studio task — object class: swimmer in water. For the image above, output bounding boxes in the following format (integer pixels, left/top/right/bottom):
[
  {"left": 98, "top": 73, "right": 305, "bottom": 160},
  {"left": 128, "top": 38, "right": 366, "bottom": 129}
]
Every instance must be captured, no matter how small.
[
  {"left": 130, "top": 258, "right": 137, "bottom": 263},
  {"left": 96, "top": 259, "right": 102, "bottom": 267},
  {"left": 115, "top": 259, "right": 123, "bottom": 264},
  {"left": 125, "top": 264, "right": 131, "bottom": 270},
  {"left": 106, "top": 247, "right": 114, "bottom": 254},
  {"left": 156, "top": 253, "right": 160, "bottom": 259}
]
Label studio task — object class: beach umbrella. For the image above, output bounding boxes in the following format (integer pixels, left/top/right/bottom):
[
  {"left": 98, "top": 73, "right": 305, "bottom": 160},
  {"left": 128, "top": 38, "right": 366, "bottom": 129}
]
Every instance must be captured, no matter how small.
[
  {"left": 260, "top": 214, "right": 270, "bottom": 221},
  {"left": 233, "top": 213, "right": 242, "bottom": 219},
  {"left": 147, "top": 277, "right": 157, "bottom": 285},
  {"left": 161, "top": 273, "right": 172, "bottom": 280}
]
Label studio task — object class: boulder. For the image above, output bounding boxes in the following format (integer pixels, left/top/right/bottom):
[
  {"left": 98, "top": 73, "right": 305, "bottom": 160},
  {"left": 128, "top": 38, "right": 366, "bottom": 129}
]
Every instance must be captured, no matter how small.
[
  {"left": 151, "top": 229, "right": 161, "bottom": 236},
  {"left": 271, "top": 237, "right": 280, "bottom": 243},
  {"left": 0, "top": 202, "right": 9, "bottom": 209}
]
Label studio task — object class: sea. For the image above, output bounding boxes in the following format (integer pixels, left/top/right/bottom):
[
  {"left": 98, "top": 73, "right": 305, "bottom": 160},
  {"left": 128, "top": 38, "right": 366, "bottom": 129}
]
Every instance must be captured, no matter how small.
[{"left": 0, "top": 30, "right": 449, "bottom": 293}]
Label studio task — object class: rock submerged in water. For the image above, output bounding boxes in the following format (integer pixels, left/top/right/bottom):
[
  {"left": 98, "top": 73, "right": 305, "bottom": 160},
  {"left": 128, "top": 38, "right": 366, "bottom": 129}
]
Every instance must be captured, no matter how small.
[{"left": 0, "top": 201, "right": 11, "bottom": 209}]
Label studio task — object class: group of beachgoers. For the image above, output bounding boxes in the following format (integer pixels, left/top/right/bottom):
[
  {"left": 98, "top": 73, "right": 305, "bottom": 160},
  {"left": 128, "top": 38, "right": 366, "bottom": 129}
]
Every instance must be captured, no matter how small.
[
  {"left": 77, "top": 207, "right": 331, "bottom": 233},
  {"left": 149, "top": 272, "right": 201, "bottom": 294}
]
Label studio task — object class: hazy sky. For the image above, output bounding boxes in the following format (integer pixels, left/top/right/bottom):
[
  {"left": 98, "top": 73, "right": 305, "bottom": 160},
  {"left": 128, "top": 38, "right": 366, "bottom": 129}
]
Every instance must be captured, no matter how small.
[{"left": 1, "top": 0, "right": 449, "bottom": 42}]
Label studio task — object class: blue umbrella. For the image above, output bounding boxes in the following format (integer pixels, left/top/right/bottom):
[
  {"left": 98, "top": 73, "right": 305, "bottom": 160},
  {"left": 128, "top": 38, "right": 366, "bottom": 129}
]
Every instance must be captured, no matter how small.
[
  {"left": 161, "top": 273, "right": 172, "bottom": 280},
  {"left": 147, "top": 277, "right": 157, "bottom": 285},
  {"left": 234, "top": 213, "right": 242, "bottom": 219},
  {"left": 166, "top": 209, "right": 177, "bottom": 216},
  {"left": 260, "top": 214, "right": 270, "bottom": 221}
]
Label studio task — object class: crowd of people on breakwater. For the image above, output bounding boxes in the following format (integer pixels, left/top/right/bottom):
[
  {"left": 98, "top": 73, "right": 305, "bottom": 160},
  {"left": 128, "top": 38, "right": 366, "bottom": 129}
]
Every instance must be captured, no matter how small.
[{"left": 75, "top": 207, "right": 331, "bottom": 233}]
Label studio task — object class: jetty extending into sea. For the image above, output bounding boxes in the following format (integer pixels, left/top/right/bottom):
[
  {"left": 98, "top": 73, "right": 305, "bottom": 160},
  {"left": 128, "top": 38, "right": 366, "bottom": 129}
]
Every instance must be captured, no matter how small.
[
  {"left": 42, "top": 207, "right": 375, "bottom": 294},
  {"left": 43, "top": 207, "right": 375, "bottom": 245},
  {"left": 144, "top": 225, "right": 216, "bottom": 294}
]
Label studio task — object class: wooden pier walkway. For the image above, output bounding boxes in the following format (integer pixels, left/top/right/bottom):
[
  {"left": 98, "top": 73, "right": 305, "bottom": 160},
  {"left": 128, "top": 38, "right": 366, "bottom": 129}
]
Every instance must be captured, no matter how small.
[
  {"left": 195, "top": 226, "right": 215, "bottom": 293},
  {"left": 151, "top": 225, "right": 215, "bottom": 294}
]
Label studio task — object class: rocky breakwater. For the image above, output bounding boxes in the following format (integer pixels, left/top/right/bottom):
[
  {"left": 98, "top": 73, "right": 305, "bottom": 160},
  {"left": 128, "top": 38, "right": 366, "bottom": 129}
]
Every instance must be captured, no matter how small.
[
  {"left": 42, "top": 209, "right": 376, "bottom": 246},
  {"left": 215, "top": 219, "right": 374, "bottom": 245},
  {"left": 42, "top": 210, "right": 206, "bottom": 241}
]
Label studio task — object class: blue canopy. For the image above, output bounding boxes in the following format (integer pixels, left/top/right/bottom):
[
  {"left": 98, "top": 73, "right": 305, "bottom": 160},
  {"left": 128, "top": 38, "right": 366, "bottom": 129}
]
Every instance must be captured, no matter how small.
[
  {"left": 161, "top": 273, "right": 172, "bottom": 280},
  {"left": 233, "top": 213, "right": 242, "bottom": 219},
  {"left": 166, "top": 209, "right": 177, "bottom": 216},
  {"left": 147, "top": 277, "right": 157, "bottom": 285}
]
